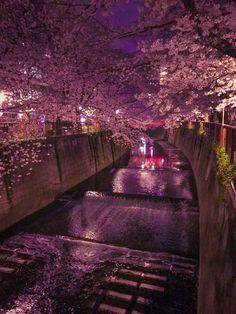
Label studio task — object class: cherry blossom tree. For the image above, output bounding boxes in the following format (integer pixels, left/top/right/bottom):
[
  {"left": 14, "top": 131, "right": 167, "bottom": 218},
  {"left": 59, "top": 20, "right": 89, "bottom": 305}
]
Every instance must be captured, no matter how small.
[
  {"left": 0, "top": 0, "right": 149, "bottom": 143},
  {"left": 1, "top": 0, "right": 236, "bottom": 136},
  {"left": 0, "top": 0, "right": 235, "bottom": 194},
  {"left": 129, "top": 0, "right": 236, "bottom": 125}
]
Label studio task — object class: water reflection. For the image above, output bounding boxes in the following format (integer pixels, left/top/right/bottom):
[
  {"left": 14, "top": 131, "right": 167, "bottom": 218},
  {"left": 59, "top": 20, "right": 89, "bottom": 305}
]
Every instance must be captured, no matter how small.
[
  {"left": 0, "top": 140, "right": 198, "bottom": 314},
  {"left": 130, "top": 155, "right": 166, "bottom": 170},
  {"left": 111, "top": 167, "right": 194, "bottom": 199},
  {"left": 129, "top": 141, "right": 168, "bottom": 170}
]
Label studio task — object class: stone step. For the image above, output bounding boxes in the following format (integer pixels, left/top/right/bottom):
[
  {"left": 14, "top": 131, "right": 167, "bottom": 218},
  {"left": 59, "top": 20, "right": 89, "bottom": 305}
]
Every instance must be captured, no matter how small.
[
  {"left": 108, "top": 277, "right": 139, "bottom": 289},
  {"left": 0, "top": 247, "right": 33, "bottom": 259},
  {"left": 6, "top": 256, "right": 28, "bottom": 265},
  {"left": 0, "top": 266, "right": 15, "bottom": 274},
  {"left": 143, "top": 262, "right": 169, "bottom": 271},
  {"left": 98, "top": 303, "right": 127, "bottom": 314},
  {"left": 157, "top": 253, "right": 197, "bottom": 265},
  {"left": 119, "top": 268, "right": 167, "bottom": 283},
  {"left": 126, "top": 260, "right": 170, "bottom": 273},
  {"left": 106, "top": 290, "right": 133, "bottom": 303},
  {"left": 142, "top": 272, "right": 167, "bottom": 282},
  {"left": 138, "top": 283, "right": 165, "bottom": 296},
  {"left": 172, "top": 262, "right": 196, "bottom": 270},
  {"left": 105, "top": 284, "right": 137, "bottom": 296},
  {"left": 145, "top": 258, "right": 163, "bottom": 264},
  {"left": 170, "top": 267, "right": 195, "bottom": 276},
  {"left": 0, "top": 258, "right": 27, "bottom": 269},
  {"left": 124, "top": 261, "right": 169, "bottom": 274},
  {"left": 103, "top": 290, "right": 133, "bottom": 310},
  {"left": 132, "top": 296, "right": 153, "bottom": 314}
]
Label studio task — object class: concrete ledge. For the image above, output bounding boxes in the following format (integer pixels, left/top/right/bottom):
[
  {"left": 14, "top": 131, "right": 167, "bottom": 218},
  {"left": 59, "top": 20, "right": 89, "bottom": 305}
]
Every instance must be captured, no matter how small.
[
  {"left": 0, "top": 133, "right": 128, "bottom": 231},
  {"left": 169, "top": 128, "right": 236, "bottom": 314}
]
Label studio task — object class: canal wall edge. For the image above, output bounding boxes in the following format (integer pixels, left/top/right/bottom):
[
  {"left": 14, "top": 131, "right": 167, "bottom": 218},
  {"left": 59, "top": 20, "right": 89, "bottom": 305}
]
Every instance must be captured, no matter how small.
[
  {"left": 169, "top": 128, "right": 236, "bottom": 314},
  {"left": 0, "top": 133, "right": 128, "bottom": 232}
]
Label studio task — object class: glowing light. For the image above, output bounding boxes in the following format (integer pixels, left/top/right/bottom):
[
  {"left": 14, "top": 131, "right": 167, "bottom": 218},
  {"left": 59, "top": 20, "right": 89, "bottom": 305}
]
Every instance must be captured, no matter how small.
[
  {"left": 160, "top": 67, "right": 168, "bottom": 76},
  {"left": 144, "top": 143, "right": 146, "bottom": 155},
  {"left": 115, "top": 109, "right": 120, "bottom": 114},
  {"left": 39, "top": 114, "right": 46, "bottom": 123},
  {"left": 160, "top": 70, "right": 168, "bottom": 76},
  {"left": 0, "top": 91, "right": 7, "bottom": 104},
  {"left": 140, "top": 138, "right": 146, "bottom": 155},
  {"left": 150, "top": 146, "right": 153, "bottom": 157},
  {"left": 139, "top": 146, "right": 144, "bottom": 153},
  {"left": 44, "top": 53, "right": 52, "bottom": 58},
  {"left": 80, "top": 116, "right": 86, "bottom": 124},
  {"left": 18, "top": 113, "right": 24, "bottom": 119},
  {"left": 79, "top": 106, "right": 82, "bottom": 110}
]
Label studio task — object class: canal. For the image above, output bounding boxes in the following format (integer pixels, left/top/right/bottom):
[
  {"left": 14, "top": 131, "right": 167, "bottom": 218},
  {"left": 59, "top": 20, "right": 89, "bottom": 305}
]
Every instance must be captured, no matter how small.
[{"left": 0, "top": 140, "right": 199, "bottom": 314}]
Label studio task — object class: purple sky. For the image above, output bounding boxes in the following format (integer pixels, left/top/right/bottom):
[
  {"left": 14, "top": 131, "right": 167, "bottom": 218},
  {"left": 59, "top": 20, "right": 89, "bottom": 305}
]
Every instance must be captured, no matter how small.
[
  {"left": 100, "top": 1, "right": 139, "bottom": 53},
  {"left": 105, "top": 1, "right": 138, "bottom": 27}
]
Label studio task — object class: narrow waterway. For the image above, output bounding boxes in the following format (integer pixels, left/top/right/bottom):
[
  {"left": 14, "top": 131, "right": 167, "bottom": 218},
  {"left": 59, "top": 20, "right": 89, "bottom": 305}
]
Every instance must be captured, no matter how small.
[{"left": 0, "top": 140, "right": 199, "bottom": 314}]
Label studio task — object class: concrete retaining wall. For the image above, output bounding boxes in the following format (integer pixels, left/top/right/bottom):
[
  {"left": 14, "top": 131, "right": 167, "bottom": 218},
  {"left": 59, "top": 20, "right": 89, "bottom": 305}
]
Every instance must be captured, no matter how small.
[
  {"left": 169, "top": 128, "right": 236, "bottom": 314},
  {"left": 0, "top": 133, "right": 128, "bottom": 231},
  {"left": 147, "top": 127, "right": 167, "bottom": 140}
]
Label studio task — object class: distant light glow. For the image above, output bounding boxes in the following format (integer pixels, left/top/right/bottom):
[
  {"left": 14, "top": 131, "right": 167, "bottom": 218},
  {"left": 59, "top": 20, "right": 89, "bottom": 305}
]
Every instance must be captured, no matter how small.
[
  {"left": 44, "top": 53, "right": 52, "bottom": 59},
  {"left": 80, "top": 116, "right": 86, "bottom": 124},
  {"left": 150, "top": 146, "right": 153, "bottom": 157},
  {"left": 139, "top": 146, "right": 144, "bottom": 153},
  {"left": 115, "top": 109, "right": 120, "bottom": 114},
  {"left": 129, "top": 155, "right": 166, "bottom": 170},
  {"left": 0, "top": 91, "right": 7, "bottom": 104},
  {"left": 160, "top": 67, "right": 168, "bottom": 76},
  {"left": 160, "top": 70, "right": 168, "bottom": 76},
  {"left": 18, "top": 113, "right": 24, "bottom": 119},
  {"left": 140, "top": 137, "right": 146, "bottom": 155},
  {"left": 39, "top": 114, "right": 46, "bottom": 123}
]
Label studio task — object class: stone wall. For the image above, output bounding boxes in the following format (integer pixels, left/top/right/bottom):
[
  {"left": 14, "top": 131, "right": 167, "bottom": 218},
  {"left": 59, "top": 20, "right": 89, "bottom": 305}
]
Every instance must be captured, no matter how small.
[
  {"left": 169, "top": 128, "right": 236, "bottom": 314},
  {"left": 0, "top": 133, "right": 128, "bottom": 231}
]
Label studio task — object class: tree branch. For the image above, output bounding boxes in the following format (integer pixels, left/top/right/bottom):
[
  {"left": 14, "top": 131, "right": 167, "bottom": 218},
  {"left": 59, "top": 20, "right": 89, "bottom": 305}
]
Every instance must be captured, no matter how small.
[{"left": 181, "top": 0, "right": 236, "bottom": 59}]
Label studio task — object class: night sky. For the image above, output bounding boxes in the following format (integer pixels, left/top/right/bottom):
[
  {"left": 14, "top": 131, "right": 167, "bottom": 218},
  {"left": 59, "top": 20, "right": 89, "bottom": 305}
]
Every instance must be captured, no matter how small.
[{"left": 100, "top": 1, "right": 139, "bottom": 53}]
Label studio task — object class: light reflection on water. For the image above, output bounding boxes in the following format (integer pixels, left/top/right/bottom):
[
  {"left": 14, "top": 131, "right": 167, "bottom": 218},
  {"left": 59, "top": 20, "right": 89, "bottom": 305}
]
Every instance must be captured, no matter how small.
[
  {"left": 129, "top": 155, "right": 166, "bottom": 170},
  {"left": 0, "top": 140, "right": 199, "bottom": 314},
  {"left": 111, "top": 168, "right": 194, "bottom": 199}
]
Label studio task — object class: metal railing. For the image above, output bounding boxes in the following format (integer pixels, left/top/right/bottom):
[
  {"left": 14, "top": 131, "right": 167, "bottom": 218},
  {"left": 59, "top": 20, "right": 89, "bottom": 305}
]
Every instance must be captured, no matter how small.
[{"left": 202, "top": 122, "right": 236, "bottom": 165}]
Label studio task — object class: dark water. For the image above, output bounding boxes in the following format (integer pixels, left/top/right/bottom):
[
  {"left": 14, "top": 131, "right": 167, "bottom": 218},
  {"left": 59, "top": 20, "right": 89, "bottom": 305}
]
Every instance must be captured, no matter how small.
[{"left": 0, "top": 140, "right": 199, "bottom": 314}]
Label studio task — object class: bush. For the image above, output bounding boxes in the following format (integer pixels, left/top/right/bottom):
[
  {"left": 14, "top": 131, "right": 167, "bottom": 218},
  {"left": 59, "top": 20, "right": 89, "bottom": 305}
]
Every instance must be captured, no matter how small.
[{"left": 215, "top": 146, "right": 236, "bottom": 190}]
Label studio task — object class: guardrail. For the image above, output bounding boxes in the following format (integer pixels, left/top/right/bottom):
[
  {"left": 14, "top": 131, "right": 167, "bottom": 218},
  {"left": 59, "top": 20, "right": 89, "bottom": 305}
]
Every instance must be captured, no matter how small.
[{"left": 193, "top": 122, "right": 236, "bottom": 165}]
